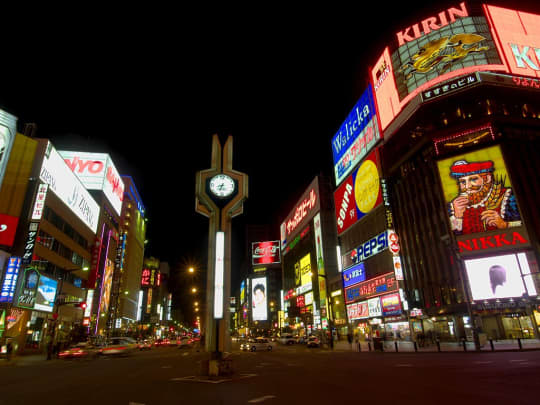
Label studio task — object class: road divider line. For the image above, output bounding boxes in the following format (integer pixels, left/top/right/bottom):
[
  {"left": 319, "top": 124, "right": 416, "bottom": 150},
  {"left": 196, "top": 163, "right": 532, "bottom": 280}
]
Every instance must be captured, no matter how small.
[{"left": 248, "top": 395, "right": 276, "bottom": 403}]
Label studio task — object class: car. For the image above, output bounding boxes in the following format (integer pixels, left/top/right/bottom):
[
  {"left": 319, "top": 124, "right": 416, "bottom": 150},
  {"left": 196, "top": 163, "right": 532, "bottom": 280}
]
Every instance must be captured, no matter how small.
[
  {"left": 154, "top": 338, "right": 169, "bottom": 347},
  {"left": 306, "top": 336, "right": 320, "bottom": 348},
  {"left": 178, "top": 336, "right": 192, "bottom": 348},
  {"left": 58, "top": 342, "right": 101, "bottom": 359},
  {"left": 101, "top": 337, "right": 138, "bottom": 356},
  {"left": 168, "top": 338, "right": 178, "bottom": 346},
  {"left": 278, "top": 334, "right": 296, "bottom": 345},
  {"left": 137, "top": 339, "right": 152, "bottom": 350},
  {"left": 240, "top": 337, "right": 273, "bottom": 352},
  {"left": 295, "top": 336, "right": 307, "bottom": 344}
]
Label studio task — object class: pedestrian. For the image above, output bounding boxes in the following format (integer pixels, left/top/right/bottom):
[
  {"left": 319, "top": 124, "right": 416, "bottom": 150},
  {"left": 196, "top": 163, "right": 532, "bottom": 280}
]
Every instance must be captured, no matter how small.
[
  {"left": 6, "top": 340, "right": 13, "bottom": 362},
  {"left": 347, "top": 332, "right": 353, "bottom": 350}
]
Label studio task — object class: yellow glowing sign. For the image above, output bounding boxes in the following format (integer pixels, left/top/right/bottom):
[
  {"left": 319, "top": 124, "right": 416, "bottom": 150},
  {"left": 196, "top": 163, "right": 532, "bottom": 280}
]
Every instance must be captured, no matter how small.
[
  {"left": 300, "top": 254, "right": 311, "bottom": 286},
  {"left": 355, "top": 158, "right": 380, "bottom": 213}
]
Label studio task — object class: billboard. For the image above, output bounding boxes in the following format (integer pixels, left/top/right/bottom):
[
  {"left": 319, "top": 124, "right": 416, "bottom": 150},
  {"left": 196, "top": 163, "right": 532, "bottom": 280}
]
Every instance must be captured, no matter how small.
[
  {"left": 345, "top": 273, "right": 398, "bottom": 303},
  {"left": 347, "top": 301, "right": 369, "bottom": 320},
  {"left": 34, "top": 275, "right": 58, "bottom": 313},
  {"left": 342, "top": 230, "right": 389, "bottom": 269},
  {"left": 299, "top": 253, "right": 312, "bottom": 286},
  {"left": 334, "top": 149, "right": 383, "bottom": 235},
  {"left": 280, "top": 177, "right": 320, "bottom": 250},
  {"left": 252, "top": 241, "right": 281, "bottom": 265},
  {"left": 99, "top": 259, "right": 114, "bottom": 315},
  {"left": 342, "top": 262, "right": 366, "bottom": 288},
  {"left": 331, "top": 85, "right": 381, "bottom": 185},
  {"left": 368, "top": 297, "right": 382, "bottom": 317},
  {"left": 60, "top": 151, "right": 125, "bottom": 216},
  {"left": 437, "top": 145, "right": 522, "bottom": 236},
  {"left": 381, "top": 293, "right": 402, "bottom": 316},
  {"left": 0, "top": 109, "right": 17, "bottom": 192},
  {"left": 464, "top": 253, "right": 536, "bottom": 300},
  {"left": 485, "top": 5, "right": 540, "bottom": 79},
  {"left": 0, "top": 214, "right": 19, "bottom": 247},
  {"left": 251, "top": 276, "right": 267, "bottom": 321},
  {"left": 371, "top": 2, "right": 511, "bottom": 131},
  {"left": 40, "top": 143, "right": 100, "bottom": 232}
]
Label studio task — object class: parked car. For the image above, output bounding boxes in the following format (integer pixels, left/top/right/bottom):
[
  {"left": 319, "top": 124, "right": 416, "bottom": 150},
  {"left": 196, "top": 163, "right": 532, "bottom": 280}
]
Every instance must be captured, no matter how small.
[
  {"left": 278, "top": 334, "right": 296, "bottom": 345},
  {"left": 178, "top": 336, "right": 192, "bottom": 348},
  {"left": 101, "top": 337, "right": 138, "bottom": 356},
  {"left": 58, "top": 342, "right": 101, "bottom": 359},
  {"left": 241, "top": 337, "right": 273, "bottom": 352},
  {"left": 307, "top": 336, "right": 320, "bottom": 348}
]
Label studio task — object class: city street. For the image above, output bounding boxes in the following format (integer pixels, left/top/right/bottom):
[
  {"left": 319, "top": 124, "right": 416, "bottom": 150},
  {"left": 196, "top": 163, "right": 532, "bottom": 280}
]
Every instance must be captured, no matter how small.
[{"left": 0, "top": 343, "right": 539, "bottom": 405}]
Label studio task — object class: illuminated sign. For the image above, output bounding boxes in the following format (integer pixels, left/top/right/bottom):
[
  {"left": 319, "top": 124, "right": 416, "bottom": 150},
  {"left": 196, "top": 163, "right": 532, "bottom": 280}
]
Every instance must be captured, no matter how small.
[
  {"left": 347, "top": 301, "right": 369, "bottom": 320},
  {"left": 465, "top": 253, "right": 537, "bottom": 300},
  {"left": 40, "top": 143, "right": 100, "bottom": 232},
  {"left": 342, "top": 262, "right": 366, "bottom": 288},
  {"left": 345, "top": 273, "right": 398, "bottom": 303},
  {"left": 214, "top": 231, "right": 225, "bottom": 319},
  {"left": 437, "top": 145, "right": 522, "bottom": 237},
  {"left": 422, "top": 73, "right": 479, "bottom": 101},
  {"left": 252, "top": 241, "right": 281, "bottom": 265},
  {"left": 85, "top": 289, "right": 94, "bottom": 318},
  {"left": 393, "top": 256, "right": 404, "bottom": 281},
  {"left": 296, "top": 282, "right": 312, "bottom": 296},
  {"left": 305, "top": 292, "right": 313, "bottom": 306},
  {"left": 141, "top": 269, "right": 151, "bottom": 286},
  {"left": 0, "top": 110, "right": 17, "bottom": 193},
  {"left": 457, "top": 228, "right": 529, "bottom": 255},
  {"left": 296, "top": 295, "right": 305, "bottom": 308},
  {"left": 314, "top": 213, "right": 325, "bottom": 276},
  {"left": 343, "top": 230, "right": 389, "bottom": 269},
  {"left": 99, "top": 259, "right": 114, "bottom": 315},
  {"left": 331, "top": 290, "right": 342, "bottom": 297},
  {"left": 34, "top": 275, "right": 58, "bottom": 313},
  {"left": 300, "top": 254, "right": 312, "bottom": 286},
  {"left": 381, "top": 293, "right": 402, "bottom": 316},
  {"left": 1, "top": 257, "right": 21, "bottom": 303},
  {"left": 331, "top": 85, "right": 381, "bottom": 185},
  {"left": 17, "top": 268, "right": 40, "bottom": 309},
  {"left": 280, "top": 177, "right": 320, "bottom": 249},
  {"left": 334, "top": 149, "right": 382, "bottom": 235},
  {"left": 22, "top": 222, "right": 39, "bottom": 265},
  {"left": 251, "top": 276, "right": 267, "bottom": 321},
  {"left": 0, "top": 214, "right": 19, "bottom": 247},
  {"left": 368, "top": 297, "right": 382, "bottom": 317},
  {"left": 486, "top": 5, "right": 540, "bottom": 79},
  {"left": 32, "top": 184, "right": 48, "bottom": 220},
  {"left": 60, "top": 151, "right": 125, "bottom": 216}
]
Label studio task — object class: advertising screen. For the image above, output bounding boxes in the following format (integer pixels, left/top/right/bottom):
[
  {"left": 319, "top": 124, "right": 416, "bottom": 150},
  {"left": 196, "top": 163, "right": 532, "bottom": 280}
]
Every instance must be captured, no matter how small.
[
  {"left": 252, "top": 241, "right": 281, "bottom": 265},
  {"left": 60, "top": 151, "right": 125, "bottom": 216},
  {"left": 334, "top": 149, "right": 383, "bottom": 235},
  {"left": 368, "top": 297, "right": 382, "bottom": 317},
  {"left": 331, "top": 85, "right": 381, "bottom": 185},
  {"left": 40, "top": 143, "right": 100, "bottom": 232},
  {"left": 300, "top": 253, "right": 312, "bottom": 286},
  {"left": 99, "top": 259, "right": 114, "bottom": 315},
  {"left": 381, "top": 293, "right": 402, "bottom": 316},
  {"left": 252, "top": 277, "right": 267, "bottom": 321},
  {"left": 437, "top": 145, "right": 522, "bottom": 237},
  {"left": 342, "top": 262, "right": 366, "bottom": 288},
  {"left": 345, "top": 273, "right": 398, "bottom": 303},
  {"left": 465, "top": 253, "right": 536, "bottom": 300},
  {"left": 34, "top": 275, "right": 58, "bottom": 313}
]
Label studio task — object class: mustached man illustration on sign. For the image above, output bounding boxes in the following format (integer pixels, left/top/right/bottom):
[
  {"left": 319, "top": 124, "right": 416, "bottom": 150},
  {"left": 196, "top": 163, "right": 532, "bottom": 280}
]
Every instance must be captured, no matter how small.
[
  {"left": 448, "top": 158, "right": 521, "bottom": 235},
  {"left": 400, "top": 33, "right": 488, "bottom": 80}
]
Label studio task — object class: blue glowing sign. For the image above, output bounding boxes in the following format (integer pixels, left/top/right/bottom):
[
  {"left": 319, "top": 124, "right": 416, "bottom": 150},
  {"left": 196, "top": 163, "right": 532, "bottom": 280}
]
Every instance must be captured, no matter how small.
[
  {"left": 331, "top": 85, "right": 380, "bottom": 185},
  {"left": 342, "top": 262, "right": 366, "bottom": 288},
  {"left": 0, "top": 257, "right": 21, "bottom": 303}
]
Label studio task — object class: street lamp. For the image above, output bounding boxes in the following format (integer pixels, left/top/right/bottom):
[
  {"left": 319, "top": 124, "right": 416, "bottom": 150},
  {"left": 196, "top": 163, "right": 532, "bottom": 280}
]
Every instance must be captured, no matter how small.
[
  {"left": 188, "top": 267, "right": 195, "bottom": 274},
  {"left": 191, "top": 287, "right": 198, "bottom": 293}
]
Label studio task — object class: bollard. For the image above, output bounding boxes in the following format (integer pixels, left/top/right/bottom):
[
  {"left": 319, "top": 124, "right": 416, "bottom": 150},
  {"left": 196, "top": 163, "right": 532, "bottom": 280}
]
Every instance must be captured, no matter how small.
[
  {"left": 462, "top": 340, "right": 467, "bottom": 352},
  {"left": 437, "top": 340, "right": 441, "bottom": 352},
  {"left": 357, "top": 343, "right": 361, "bottom": 352},
  {"left": 368, "top": 342, "right": 372, "bottom": 352},
  {"left": 518, "top": 338, "right": 522, "bottom": 350},
  {"left": 395, "top": 341, "right": 399, "bottom": 352},
  {"left": 413, "top": 341, "right": 418, "bottom": 352},
  {"left": 490, "top": 339, "right": 494, "bottom": 351}
]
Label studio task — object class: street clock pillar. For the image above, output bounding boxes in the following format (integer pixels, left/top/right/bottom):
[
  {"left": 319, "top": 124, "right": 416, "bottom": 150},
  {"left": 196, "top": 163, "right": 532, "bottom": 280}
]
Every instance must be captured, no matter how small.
[{"left": 195, "top": 135, "right": 248, "bottom": 358}]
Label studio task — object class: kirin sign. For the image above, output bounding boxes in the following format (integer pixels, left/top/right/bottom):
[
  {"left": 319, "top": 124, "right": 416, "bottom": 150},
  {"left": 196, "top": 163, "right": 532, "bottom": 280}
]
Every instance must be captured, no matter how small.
[{"left": 252, "top": 241, "right": 281, "bottom": 265}]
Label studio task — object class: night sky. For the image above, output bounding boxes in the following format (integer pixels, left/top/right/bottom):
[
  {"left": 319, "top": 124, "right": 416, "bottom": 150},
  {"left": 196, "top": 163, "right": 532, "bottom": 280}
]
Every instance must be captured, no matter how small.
[{"left": 1, "top": 1, "right": 537, "bottom": 308}]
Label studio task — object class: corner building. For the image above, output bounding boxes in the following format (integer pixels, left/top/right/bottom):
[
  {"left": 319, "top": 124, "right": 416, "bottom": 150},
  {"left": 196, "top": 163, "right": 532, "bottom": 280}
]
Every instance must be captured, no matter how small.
[{"left": 370, "top": 3, "right": 540, "bottom": 341}]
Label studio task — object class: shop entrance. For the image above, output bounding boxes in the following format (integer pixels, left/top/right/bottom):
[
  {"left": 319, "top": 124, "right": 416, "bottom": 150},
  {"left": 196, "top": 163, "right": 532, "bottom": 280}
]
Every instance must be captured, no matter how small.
[{"left": 501, "top": 313, "right": 535, "bottom": 339}]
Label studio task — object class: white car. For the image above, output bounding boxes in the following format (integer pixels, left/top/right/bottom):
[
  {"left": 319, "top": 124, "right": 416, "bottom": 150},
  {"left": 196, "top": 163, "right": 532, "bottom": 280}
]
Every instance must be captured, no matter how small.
[
  {"left": 101, "top": 337, "right": 138, "bottom": 356},
  {"left": 240, "top": 337, "right": 273, "bottom": 352},
  {"left": 278, "top": 334, "right": 295, "bottom": 345}
]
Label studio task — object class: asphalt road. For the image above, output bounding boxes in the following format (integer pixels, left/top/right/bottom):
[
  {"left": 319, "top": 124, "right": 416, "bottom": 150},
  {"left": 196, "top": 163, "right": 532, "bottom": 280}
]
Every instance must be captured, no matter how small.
[{"left": 0, "top": 342, "right": 538, "bottom": 405}]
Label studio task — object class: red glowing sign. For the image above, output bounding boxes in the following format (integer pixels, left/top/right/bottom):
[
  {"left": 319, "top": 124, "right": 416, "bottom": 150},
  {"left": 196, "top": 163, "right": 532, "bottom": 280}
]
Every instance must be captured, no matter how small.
[
  {"left": 141, "top": 269, "right": 151, "bottom": 286},
  {"left": 0, "top": 214, "right": 19, "bottom": 247},
  {"left": 296, "top": 295, "right": 305, "bottom": 308},
  {"left": 252, "top": 241, "right": 281, "bottom": 265},
  {"left": 456, "top": 229, "right": 529, "bottom": 255},
  {"left": 486, "top": 5, "right": 540, "bottom": 79}
]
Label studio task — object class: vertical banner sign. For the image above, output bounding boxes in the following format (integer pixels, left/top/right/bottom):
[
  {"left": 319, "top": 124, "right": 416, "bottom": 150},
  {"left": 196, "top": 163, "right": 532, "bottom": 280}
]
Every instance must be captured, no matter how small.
[
  {"left": 22, "top": 223, "right": 39, "bottom": 265},
  {"left": 214, "top": 231, "right": 225, "bottom": 319},
  {"left": 0, "top": 257, "right": 22, "bottom": 303},
  {"left": 314, "top": 213, "right": 325, "bottom": 276},
  {"left": 252, "top": 276, "right": 268, "bottom": 321},
  {"left": 31, "top": 184, "right": 48, "bottom": 220},
  {"left": 331, "top": 85, "right": 381, "bottom": 186}
]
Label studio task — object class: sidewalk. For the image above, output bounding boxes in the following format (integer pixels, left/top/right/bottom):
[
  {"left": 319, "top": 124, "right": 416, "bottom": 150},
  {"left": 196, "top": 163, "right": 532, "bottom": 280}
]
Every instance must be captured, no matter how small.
[
  {"left": 332, "top": 338, "right": 540, "bottom": 353},
  {"left": 0, "top": 353, "right": 56, "bottom": 367}
]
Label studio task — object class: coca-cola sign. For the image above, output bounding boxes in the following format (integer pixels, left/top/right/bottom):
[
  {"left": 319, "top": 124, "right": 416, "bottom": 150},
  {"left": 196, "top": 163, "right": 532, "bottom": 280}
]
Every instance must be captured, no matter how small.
[{"left": 252, "top": 241, "right": 281, "bottom": 265}]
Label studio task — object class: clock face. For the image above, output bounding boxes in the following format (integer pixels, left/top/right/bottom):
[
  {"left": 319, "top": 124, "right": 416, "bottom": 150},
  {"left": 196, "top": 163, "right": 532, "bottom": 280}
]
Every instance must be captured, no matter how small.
[{"left": 209, "top": 174, "right": 235, "bottom": 198}]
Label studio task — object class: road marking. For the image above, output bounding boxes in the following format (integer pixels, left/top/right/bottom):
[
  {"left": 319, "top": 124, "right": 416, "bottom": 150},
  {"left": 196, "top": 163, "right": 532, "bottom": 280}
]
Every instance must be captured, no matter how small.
[
  {"left": 239, "top": 374, "right": 258, "bottom": 379},
  {"left": 248, "top": 395, "right": 276, "bottom": 403},
  {"left": 394, "top": 364, "right": 414, "bottom": 367},
  {"left": 474, "top": 361, "right": 493, "bottom": 364},
  {"left": 161, "top": 366, "right": 172, "bottom": 368},
  {"left": 170, "top": 376, "right": 232, "bottom": 384},
  {"left": 510, "top": 359, "right": 528, "bottom": 362},
  {"left": 129, "top": 402, "right": 146, "bottom": 405}
]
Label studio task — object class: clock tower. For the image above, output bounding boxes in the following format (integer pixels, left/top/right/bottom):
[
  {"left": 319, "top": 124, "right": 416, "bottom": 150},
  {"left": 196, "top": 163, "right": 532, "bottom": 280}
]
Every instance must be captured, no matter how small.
[{"left": 195, "top": 135, "right": 248, "bottom": 371}]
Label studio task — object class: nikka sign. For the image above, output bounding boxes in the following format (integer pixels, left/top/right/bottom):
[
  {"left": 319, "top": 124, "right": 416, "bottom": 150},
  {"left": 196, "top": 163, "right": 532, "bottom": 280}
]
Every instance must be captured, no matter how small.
[{"left": 456, "top": 227, "right": 530, "bottom": 256}]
